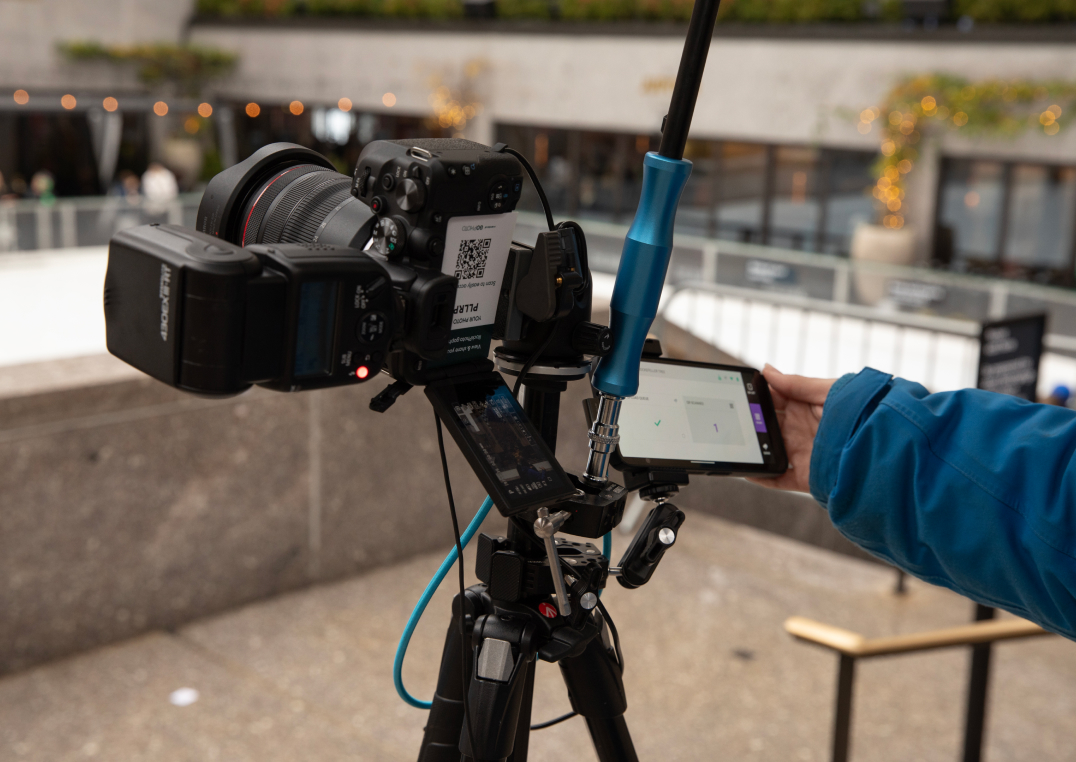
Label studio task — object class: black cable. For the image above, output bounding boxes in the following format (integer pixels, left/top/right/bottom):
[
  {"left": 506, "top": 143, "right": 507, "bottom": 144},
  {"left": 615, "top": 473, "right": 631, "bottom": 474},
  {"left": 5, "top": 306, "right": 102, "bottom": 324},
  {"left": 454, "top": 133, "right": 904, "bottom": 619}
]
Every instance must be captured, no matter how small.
[
  {"left": 531, "top": 711, "right": 579, "bottom": 730},
  {"left": 594, "top": 596, "right": 624, "bottom": 672},
  {"left": 435, "top": 413, "right": 476, "bottom": 756},
  {"left": 511, "top": 327, "right": 557, "bottom": 399},
  {"left": 497, "top": 145, "right": 555, "bottom": 232}
]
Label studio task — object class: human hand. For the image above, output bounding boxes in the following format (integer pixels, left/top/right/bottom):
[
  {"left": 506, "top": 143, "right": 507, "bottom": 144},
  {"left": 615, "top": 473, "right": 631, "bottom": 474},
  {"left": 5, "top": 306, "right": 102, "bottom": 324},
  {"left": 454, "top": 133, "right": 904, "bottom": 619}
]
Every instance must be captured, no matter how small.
[{"left": 747, "top": 365, "right": 836, "bottom": 494}]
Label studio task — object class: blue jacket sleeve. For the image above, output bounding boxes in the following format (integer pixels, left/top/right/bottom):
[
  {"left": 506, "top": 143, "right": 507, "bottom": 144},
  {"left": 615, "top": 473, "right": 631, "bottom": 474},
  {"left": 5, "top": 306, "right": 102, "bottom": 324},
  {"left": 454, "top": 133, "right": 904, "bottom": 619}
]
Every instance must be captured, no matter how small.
[{"left": 810, "top": 368, "right": 1076, "bottom": 640}]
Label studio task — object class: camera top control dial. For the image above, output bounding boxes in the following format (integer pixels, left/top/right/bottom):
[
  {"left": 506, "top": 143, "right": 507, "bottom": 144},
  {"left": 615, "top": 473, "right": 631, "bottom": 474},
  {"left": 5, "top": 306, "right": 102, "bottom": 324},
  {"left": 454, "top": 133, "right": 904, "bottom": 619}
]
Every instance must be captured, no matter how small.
[
  {"left": 395, "top": 178, "right": 426, "bottom": 212},
  {"left": 487, "top": 177, "right": 520, "bottom": 212},
  {"left": 370, "top": 216, "right": 409, "bottom": 259}
]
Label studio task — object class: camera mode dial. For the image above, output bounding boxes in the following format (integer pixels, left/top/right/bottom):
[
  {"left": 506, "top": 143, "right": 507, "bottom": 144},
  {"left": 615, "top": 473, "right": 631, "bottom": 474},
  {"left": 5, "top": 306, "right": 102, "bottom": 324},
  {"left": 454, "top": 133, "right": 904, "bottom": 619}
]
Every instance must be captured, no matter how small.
[
  {"left": 371, "top": 216, "right": 409, "bottom": 259},
  {"left": 395, "top": 178, "right": 426, "bottom": 212}
]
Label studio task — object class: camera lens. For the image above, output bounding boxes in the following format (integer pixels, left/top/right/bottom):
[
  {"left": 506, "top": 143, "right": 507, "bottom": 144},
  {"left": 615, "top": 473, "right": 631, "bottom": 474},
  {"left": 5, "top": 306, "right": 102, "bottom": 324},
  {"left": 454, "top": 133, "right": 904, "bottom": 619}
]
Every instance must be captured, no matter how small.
[
  {"left": 238, "top": 164, "right": 352, "bottom": 247},
  {"left": 197, "top": 143, "right": 376, "bottom": 251}
]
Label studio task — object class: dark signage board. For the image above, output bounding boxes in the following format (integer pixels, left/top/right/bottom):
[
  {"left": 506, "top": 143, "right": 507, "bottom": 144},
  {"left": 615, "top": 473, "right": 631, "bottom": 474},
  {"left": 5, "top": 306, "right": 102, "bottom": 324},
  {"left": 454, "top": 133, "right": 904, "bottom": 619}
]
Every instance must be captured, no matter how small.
[{"left": 976, "top": 314, "right": 1047, "bottom": 402}]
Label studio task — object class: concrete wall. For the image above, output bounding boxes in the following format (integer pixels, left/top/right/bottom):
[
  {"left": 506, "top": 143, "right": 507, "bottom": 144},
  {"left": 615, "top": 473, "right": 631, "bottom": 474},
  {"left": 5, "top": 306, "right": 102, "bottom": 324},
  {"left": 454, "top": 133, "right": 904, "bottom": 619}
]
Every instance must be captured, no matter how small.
[
  {"left": 188, "top": 24, "right": 1076, "bottom": 164},
  {"left": 0, "top": 340, "right": 868, "bottom": 675},
  {"left": 0, "top": 353, "right": 497, "bottom": 675},
  {"left": 0, "top": 0, "right": 195, "bottom": 92},
  {"left": 186, "top": 23, "right": 1076, "bottom": 259}
]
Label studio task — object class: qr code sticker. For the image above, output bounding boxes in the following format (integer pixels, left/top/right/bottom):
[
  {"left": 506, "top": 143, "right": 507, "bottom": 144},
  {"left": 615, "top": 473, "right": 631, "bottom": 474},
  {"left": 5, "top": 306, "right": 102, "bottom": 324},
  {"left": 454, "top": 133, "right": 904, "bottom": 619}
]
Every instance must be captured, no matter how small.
[{"left": 454, "top": 238, "right": 491, "bottom": 280}]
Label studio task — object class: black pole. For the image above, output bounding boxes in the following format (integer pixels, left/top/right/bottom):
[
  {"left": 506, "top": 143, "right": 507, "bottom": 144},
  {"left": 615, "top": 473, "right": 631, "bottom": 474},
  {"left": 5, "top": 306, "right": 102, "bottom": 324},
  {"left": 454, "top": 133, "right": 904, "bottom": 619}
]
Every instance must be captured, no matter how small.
[
  {"left": 657, "top": 0, "right": 723, "bottom": 161},
  {"left": 962, "top": 604, "right": 997, "bottom": 762},
  {"left": 832, "top": 655, "right": 856, "bottom": 762}
]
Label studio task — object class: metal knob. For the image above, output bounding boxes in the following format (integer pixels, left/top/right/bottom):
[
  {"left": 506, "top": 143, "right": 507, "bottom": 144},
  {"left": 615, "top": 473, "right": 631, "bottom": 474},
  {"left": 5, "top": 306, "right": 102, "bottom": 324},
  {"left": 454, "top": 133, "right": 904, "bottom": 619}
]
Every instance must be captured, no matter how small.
[
  {"left": 572, "top": 321, "right": 614, "bottom": 358},
  {"left": 534, "top": 507, "right": 573, "bottom": 617},
  {"left": 395, "top": 177, "right": 426, "bottom": 212}
]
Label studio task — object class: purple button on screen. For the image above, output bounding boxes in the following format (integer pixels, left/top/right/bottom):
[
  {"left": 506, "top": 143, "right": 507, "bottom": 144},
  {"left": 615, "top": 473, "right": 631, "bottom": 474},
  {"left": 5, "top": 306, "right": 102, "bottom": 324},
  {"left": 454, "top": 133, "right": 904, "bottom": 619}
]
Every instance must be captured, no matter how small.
[{"left": 749, "top": 403, "right": 767, "bottom": 433}]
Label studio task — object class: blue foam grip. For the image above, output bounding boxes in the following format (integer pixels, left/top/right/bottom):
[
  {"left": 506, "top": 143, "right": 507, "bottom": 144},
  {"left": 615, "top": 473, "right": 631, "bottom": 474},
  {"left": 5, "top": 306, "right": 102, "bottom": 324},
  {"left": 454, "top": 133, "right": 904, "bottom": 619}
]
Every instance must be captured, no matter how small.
[{"left": 592, "top": 152, "right": 692, "bottom": 398}]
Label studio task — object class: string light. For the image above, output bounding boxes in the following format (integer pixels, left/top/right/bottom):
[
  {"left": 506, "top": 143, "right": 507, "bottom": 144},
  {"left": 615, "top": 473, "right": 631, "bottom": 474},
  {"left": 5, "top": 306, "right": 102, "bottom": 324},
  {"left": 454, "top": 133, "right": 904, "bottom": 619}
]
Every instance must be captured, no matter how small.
[
  {"left": 382, "top": 92, "right": 396, "bottom": 108},
  {"left": 289, "top": 100, "right": 304, "bottom": 116},
  {"left": 153, "top": 101, "right": 168, "bottom": 116},
  {"left": 338, "top": 97, "right": 352, "bottom": 111},
  {"left": 198, "top": 102, "right": 213, "bottom": 118},
  {"left": 13, "top": 89, "right": 29, "bottom": 105},
  {"left": 61, "top": 94, "right": 77, "bottom": 110},
  {"left": 103, "top": 97, "right": 118, "bottom": 112},
  {"left": 245, "top": 102, "right": 261, "bottom": 118}
]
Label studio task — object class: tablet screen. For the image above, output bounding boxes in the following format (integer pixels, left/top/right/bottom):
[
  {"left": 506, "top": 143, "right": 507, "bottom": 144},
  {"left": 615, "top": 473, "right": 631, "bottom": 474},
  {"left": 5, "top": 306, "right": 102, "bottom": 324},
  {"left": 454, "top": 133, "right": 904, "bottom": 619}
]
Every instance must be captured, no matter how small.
[{"left": 617, "top": 360, "right": 776, "bottom": 466}]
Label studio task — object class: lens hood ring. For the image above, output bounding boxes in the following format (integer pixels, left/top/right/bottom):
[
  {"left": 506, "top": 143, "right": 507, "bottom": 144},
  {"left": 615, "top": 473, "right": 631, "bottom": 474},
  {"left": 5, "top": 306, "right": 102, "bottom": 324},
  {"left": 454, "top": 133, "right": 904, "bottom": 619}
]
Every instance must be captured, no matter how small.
[{"left": 196, "top": 143, "right": 335, "bottom": 244}]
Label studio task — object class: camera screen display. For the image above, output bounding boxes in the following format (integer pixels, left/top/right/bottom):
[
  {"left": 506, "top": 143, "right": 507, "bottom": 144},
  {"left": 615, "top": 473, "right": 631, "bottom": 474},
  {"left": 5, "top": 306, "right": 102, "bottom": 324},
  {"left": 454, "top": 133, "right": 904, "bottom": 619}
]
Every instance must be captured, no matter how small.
[
  {"left": 426, "top": 374, "right": 576, "bottom": 515},
  {"left": 618, "top": 360, "right": 777, "bottom": 467},
  {"left": 294, "top": 281, "right": 338, "bottom": 378}
]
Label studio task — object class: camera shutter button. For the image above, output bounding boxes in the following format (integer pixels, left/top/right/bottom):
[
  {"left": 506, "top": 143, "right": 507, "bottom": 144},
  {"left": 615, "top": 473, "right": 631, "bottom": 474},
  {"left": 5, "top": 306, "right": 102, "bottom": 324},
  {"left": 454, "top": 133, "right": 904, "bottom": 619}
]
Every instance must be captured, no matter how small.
[{"left": 395, "top": 178, "right": 426, "bottom": 212}]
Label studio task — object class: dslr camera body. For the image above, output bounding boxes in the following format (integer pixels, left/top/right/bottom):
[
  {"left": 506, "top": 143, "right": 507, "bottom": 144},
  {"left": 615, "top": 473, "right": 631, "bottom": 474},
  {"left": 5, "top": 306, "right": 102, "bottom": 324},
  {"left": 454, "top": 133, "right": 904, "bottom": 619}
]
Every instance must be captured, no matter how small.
[{"left": 104, "top": 139, "right": 552, "bottom": 395}]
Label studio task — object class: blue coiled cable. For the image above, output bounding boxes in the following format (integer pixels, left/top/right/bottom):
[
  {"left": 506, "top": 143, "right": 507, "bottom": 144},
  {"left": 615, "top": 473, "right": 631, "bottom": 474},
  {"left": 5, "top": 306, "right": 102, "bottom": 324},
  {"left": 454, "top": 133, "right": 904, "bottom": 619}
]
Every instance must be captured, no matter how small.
[{"left": 393, "top": 494, "right": 615, "bottom": 708}]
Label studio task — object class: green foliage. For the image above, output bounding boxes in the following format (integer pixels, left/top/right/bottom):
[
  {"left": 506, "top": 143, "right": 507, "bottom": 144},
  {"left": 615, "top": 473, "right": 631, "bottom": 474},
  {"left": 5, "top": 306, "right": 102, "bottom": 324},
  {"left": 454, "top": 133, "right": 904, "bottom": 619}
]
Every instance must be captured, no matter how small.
[
  {"left": 195, "top": 0, "right": 298, "bottom": 15},
  {"left": 197, "top": 0, "right": 463, "bottom": 17},
  {"left": 59, "top": 42, "right": 238, "bottom": 96},
  {"left": 861, "top": 73, "right": 1076, "bottom": 227},
  {"left": 716, "top": 0, "right": 862, "bottom": 23},
  {"left": 193, "top": 0, "right": 1076, "bottom": 21},
  {"left": 497, "top": 0, "right": 553, "bottom": 19},
  {"left": 952, "top": 0, "right": 1076, "bottom": 22},
  {"left": 200, "top": 147, "right": 224, "bottom": 182}
]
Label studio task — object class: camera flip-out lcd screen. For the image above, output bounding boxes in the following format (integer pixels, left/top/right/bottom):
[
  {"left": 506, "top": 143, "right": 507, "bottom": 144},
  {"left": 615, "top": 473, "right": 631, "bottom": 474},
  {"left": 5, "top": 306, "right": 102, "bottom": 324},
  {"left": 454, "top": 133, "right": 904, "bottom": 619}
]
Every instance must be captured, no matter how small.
[
  {"left": 426, "top": 373, "right": 577, "bottom": 516},
  {"left": 615, "top": 359, "right": 786, "bottom": 475}
]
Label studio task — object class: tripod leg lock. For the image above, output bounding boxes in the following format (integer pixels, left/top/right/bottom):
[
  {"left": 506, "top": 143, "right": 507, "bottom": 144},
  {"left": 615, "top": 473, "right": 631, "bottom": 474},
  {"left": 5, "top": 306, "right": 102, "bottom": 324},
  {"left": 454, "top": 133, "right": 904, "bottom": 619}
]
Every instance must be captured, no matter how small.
[{"left": 615, "top": 501, "right": 685, "bottom": 590}]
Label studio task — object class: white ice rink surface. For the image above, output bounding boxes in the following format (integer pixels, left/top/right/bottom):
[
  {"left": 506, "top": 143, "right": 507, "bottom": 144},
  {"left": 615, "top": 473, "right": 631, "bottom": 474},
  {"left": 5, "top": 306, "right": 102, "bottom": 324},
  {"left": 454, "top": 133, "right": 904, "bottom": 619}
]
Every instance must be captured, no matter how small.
[{"left": 0, "top": 247, "right": 109, "bottom": 367}]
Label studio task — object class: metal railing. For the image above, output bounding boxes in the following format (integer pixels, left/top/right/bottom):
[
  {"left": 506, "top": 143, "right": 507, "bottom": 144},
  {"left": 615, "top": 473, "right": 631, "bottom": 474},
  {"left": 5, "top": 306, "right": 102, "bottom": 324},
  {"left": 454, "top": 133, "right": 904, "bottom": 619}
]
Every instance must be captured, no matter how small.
[
  {"left": 0, "top": 194, "right": 203, "bottom": 253},
  {"left": 521, "top": 211, "right": 1076, "bottom": 391}
]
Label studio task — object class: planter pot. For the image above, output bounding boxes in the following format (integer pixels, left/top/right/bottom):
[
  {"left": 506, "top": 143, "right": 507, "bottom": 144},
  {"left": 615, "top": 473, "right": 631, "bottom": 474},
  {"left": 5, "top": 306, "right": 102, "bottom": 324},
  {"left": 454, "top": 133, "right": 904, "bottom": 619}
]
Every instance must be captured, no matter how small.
[{"left": 850, "top": 223, "right": 917, "bottom": 306}]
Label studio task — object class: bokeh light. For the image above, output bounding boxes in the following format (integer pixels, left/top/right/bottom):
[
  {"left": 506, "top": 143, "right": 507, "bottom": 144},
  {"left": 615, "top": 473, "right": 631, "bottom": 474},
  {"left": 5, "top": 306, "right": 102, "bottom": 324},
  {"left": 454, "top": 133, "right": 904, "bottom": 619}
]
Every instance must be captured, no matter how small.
[
  {"left": 289, "top": 100, "right": 304, "bottom": 116},
  {"left": 246, "top": 102, "right": 261, "bottom": 118},
  {"left": 13, "top": 89, "right": 29, "bottom": 105},
  {"left": 153, "top": 101, "right": 168, "bottom": 116},
  {"left": 382, "top": 92, "right": 396, "bottom": 108},
  {"left": 61, "top": 94, "right": 77, "bottom": 110},
  {"left": 102, "top": 97, "right": 118, "bottom": 112},
  {"left": 338, "top": 97, "right": 353, "bottom": 111},
  {"left": 198, "top": 102, "right": 213, "bottom": 118}
]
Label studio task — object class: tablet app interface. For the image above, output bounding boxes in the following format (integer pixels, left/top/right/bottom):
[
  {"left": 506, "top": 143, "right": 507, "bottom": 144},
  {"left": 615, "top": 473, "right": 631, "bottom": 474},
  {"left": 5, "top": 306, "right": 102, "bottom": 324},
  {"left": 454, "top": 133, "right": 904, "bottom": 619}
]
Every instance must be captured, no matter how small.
[{"left": 618, "top": 361, "right": 776, "bottom": 466}]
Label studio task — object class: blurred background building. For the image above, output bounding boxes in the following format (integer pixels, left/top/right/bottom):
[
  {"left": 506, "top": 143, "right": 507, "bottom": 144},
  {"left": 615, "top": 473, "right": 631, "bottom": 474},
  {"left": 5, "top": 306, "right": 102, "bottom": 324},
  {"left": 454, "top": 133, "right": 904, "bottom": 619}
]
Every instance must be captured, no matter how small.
[
  {"left": 7, "top": 0, "right": 1076, "bottom": 397},
  {"left": 3, "top": 0, "right": 1076, "bottom": 273},
  {"left": 5, "top": 7, "right": 1076, "bottom": 760}
]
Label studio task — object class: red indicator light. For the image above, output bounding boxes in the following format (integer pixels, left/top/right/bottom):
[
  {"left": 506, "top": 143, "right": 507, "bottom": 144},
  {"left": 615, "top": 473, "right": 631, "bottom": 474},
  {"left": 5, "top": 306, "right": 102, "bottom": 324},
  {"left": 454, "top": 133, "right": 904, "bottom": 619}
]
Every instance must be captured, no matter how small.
[{"left": 356, "top": 366, "right": 370, "bottom": 379}]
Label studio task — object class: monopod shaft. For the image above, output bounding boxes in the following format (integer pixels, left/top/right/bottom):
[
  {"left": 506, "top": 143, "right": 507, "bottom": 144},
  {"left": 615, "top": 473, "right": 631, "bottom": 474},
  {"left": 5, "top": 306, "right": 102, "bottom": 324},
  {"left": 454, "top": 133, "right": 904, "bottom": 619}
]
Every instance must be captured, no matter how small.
[
  {"left": 659, "top": 0, "right": 724, "bottom": 161},
  {"left": 587, "top": 0, "right": 722, "bottom": 478}
]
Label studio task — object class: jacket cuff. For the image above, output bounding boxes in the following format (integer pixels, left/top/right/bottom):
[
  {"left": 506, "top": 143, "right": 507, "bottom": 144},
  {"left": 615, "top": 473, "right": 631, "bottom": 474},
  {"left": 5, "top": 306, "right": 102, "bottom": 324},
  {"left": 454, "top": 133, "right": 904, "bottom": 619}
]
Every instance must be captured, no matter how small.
[{"left": 809, "top": 368, "right": 893, "bottom": 508}]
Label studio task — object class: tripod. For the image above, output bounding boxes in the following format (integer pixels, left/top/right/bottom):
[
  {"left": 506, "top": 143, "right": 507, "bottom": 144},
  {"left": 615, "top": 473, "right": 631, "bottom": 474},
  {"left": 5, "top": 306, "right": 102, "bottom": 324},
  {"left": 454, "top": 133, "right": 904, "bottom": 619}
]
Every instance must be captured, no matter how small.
[{"left": 417, "top": 370, "right": 639, "bottom": 762}]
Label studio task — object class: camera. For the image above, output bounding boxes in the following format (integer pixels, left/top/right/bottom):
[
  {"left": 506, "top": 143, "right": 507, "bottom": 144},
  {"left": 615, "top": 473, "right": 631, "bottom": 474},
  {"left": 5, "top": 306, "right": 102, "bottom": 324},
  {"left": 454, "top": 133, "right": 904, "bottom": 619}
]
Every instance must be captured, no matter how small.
[{"left": 104, "top": 139, "right": 529, "bottom": 396}]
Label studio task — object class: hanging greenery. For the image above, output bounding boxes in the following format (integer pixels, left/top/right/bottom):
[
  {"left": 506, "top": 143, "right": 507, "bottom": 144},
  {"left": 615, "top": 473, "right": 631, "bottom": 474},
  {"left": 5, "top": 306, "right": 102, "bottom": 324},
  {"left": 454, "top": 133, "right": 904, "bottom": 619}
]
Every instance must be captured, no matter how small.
[
  {"left": 857, "top": 74, "right": 1076, "bottom": 230},
  {"left": 59, "top": 42, "right": 239, "bottom": 97}
]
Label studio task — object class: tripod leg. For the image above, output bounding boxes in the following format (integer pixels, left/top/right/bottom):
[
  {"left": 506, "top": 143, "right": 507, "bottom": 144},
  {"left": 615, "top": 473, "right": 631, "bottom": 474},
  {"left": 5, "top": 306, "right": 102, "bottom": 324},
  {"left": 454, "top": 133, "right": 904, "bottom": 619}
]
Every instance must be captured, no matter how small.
[
  {"left": 506, "top": 660, "right": 535, "bottom": 762},
  {"left": 559, "top": 619, "right": 639, "bottom": 762},
  {"left": 418, "top": 590, "right": 481, "bottom": 762}
]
